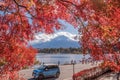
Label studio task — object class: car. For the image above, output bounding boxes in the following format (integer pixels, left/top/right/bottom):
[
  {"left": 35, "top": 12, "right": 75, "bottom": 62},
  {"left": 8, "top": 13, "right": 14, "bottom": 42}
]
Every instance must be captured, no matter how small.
[{"left": 32, "top": 64, "right": 60, "bottom": 80}]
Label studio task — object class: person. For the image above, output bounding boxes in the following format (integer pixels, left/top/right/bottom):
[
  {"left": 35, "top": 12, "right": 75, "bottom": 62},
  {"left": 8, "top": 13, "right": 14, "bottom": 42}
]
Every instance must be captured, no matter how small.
[
  {"left": 71, "top": 60, "right": 74, "bottom": 64},
  {"left": 58, "top": 61, "right": 60, "bottom": 66},
  {"left": 74, "top": 60, "right": 76, "bottom": 64}
]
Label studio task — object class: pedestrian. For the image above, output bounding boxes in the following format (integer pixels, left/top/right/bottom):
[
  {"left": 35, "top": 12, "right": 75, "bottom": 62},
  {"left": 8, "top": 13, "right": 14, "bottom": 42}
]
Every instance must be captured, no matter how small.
[
  {"left": 71, "top": 60, "right": 73, "bottom": 64},
  {"left": 58, "top": 61, "right": 60, "bottom": 66},
  {"left": 74, "top": 60, "right": 76, "bottom": 64}
]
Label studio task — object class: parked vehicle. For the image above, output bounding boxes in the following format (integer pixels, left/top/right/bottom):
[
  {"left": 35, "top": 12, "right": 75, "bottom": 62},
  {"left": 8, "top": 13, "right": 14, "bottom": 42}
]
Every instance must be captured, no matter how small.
[{"left": 32, "top": 64, "right": 60, "bottom": 80}]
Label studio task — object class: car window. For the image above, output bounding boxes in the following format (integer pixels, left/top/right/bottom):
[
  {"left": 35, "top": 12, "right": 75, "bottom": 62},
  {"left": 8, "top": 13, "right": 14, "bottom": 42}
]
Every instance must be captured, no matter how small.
[
  {"left": 47, "top": 65, "right": 58, "bottom": 69},
  {"left": 38, "top": 65, "right": 46, "bottom": 70}
]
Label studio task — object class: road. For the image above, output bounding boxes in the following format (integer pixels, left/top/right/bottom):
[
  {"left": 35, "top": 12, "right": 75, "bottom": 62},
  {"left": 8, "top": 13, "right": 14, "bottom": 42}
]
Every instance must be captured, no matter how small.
[{"left": 19, "top": 63, "right": 98, "bottom": 80}]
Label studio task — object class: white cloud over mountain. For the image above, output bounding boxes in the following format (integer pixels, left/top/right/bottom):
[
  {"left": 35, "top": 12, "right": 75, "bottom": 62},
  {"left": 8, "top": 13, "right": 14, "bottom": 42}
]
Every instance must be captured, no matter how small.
[
  {"left": 29, "top": 32, "right": 80, "bottom": 48},
  {"left": 30, "top": 32, "right": 79, "bottom": 44}
]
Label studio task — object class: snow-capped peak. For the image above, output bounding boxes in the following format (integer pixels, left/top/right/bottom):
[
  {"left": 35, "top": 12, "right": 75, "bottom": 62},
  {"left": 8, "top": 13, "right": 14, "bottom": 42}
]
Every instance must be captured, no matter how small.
[{"left": 29, "top": 32, "right": 79, "bottom": 45}]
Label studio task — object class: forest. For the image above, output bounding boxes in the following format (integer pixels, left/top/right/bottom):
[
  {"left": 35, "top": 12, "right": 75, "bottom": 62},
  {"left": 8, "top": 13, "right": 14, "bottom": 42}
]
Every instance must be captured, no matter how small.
[{"left": 37, "top": 48, "right": 82, "bottom": 54}]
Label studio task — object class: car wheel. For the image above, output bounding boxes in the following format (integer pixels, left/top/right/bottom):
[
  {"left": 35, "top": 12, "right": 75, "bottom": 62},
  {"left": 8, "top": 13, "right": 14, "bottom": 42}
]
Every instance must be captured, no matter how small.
[
  {"left": 38, "top": 75, "right": 44, "bottom": 80},
  {"left": 55, "top": 72, "right": 60, "bottom": 78}
]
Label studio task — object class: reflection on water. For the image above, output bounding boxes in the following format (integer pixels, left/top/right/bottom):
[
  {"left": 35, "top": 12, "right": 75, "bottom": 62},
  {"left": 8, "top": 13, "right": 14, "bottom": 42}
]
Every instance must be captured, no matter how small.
[{"left": 36, "top": 53, "right": 90, "bottom": 65}]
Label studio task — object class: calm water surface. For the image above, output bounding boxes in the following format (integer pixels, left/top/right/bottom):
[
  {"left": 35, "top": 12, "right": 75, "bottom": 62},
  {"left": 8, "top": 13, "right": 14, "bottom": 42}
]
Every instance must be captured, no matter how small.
[{"left": 36, "top": 53, "right": 90, "bottom": 65}]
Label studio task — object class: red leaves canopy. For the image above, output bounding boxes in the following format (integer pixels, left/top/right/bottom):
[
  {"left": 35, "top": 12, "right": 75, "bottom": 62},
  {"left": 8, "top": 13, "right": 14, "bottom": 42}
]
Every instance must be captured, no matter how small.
[
  {"left": 0, "top": 0, "right": 78, "bottom": 79},
  {"left": 1, "top": 0, "right": 120, "bottom": 79},
  {"left": 78, "top": 0, "right": 120, "bottom": 72}
]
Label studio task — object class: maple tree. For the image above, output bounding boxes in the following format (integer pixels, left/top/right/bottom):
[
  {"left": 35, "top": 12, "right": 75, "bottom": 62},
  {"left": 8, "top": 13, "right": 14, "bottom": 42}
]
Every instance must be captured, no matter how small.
[
  {"left": 82, "top": 0, "right": 120, "bottom": 79},
  {"left": 0, "top": 0, "right": 120, "bottom": 80},
  {"left": 73, "top": 0, "right": 120, "bottom": 79},
  {"left": 0, "top": 0, "right": 77, "bottom": 80}
]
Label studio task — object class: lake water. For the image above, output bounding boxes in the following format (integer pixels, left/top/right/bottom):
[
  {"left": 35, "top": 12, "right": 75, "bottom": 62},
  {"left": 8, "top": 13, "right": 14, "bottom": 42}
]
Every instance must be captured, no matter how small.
[{"left": 36, "top": 53, "right": 90, "bottom": 65}]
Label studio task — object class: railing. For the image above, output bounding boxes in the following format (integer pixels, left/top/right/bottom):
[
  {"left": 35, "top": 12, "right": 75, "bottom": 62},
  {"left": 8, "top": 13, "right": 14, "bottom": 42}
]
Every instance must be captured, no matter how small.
[{"left": 73, "top": 66, "right": 111, "bottom": 80}]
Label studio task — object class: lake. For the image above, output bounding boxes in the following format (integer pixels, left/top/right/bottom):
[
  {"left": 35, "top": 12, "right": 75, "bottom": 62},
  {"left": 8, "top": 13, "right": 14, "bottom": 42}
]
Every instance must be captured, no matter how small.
[{"left": 36, "top": 53, "right": 90, "bottom": 65}]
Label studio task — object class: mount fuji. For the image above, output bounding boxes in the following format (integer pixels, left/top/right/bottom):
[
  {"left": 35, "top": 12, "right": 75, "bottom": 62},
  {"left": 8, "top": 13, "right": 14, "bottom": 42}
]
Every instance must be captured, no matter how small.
[{"left": 29, "top": 32, "right": 80, "bottom": 48}]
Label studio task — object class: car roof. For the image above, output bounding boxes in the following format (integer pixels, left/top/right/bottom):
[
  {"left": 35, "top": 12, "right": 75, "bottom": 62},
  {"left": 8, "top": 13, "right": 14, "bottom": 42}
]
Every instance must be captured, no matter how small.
[{"left": 42, "top": 64, "right": 58, "bottom": 66}]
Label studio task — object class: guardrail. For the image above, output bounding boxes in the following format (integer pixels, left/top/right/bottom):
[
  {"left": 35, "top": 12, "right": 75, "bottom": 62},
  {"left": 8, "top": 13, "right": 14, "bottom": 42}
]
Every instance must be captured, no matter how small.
[{"left": 73, "top": 66, "right": 111, "bottom": 80}]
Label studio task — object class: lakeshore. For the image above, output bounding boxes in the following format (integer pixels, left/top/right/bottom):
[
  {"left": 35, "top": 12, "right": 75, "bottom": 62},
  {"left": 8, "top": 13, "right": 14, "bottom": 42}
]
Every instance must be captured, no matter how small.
[{"left": 36, "top": 53, "right": 90, "bottom": 65}]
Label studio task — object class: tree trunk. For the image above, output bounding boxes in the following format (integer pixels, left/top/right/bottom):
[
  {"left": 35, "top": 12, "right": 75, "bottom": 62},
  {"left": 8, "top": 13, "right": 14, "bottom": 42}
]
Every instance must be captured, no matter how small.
[{"left": 117, "top": 72, "right": 120, "bottom": 80}]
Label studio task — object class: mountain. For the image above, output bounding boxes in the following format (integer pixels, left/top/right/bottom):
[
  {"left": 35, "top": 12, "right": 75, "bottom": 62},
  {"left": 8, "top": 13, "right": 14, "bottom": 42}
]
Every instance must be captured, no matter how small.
[{"left": 29, "top": 32, "right": 80, "bottom": 48}]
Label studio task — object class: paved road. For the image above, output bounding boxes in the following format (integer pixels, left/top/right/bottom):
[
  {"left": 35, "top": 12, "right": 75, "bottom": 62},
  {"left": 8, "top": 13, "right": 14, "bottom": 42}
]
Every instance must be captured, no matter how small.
[{"left": 19, "top": 63, "right": 98, "bottom": 80}]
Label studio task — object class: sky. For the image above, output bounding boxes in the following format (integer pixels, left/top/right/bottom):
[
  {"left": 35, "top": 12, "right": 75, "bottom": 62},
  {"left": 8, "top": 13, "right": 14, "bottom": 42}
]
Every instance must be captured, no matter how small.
[
  {"left": 35, "top": 19, "right": 79, "bottom": 35},
  {"left": 57, "top": 19, "right": 78, "bottom": 34},
  {"left": 0, "top": 10, "right": 78, "bottom": 35},
  {"left": 25, "top": 13, "right": 78, "bottom": 35}
]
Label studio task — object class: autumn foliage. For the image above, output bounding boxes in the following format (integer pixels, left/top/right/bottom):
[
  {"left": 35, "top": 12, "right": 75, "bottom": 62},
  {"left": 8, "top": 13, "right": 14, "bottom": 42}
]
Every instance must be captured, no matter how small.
[
  {"left": 0, "top": 0, "right": 120, "bottom": 80},
  {"left": 78, "top": 0, "right": 120, "bottom": 72},
  {"left": 0, "top": 0, "right": 77, "bottom": 80},
  {"left": 73, "top": 66, "right": 110, "bottom": 80}
]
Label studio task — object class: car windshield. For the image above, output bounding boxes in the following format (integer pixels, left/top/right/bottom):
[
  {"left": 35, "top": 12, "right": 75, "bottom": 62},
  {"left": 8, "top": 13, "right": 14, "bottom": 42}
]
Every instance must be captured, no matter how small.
[{"left": 38, "top": 65, "right": 46, "bottom": 70}]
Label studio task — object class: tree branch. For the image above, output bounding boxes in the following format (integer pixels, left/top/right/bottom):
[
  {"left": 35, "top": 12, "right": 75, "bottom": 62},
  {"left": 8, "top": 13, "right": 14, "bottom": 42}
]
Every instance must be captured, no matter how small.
[{"left": 13, "top": 0, "right": 35, "bottom": 18}]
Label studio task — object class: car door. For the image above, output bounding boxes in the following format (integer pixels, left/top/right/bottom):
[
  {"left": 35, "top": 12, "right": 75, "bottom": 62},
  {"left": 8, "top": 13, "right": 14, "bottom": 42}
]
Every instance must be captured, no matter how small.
[
  {"left": 43, "top": 66, "right": 53, "bottom": 77},
  {"left": 50, "top": 66, "right": 58, "bottom": 76}
]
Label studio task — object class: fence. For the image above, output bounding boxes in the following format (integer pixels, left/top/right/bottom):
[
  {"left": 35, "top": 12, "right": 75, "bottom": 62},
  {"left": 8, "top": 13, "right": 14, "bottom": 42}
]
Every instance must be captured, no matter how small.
[{"left": 73, "top": 66, "right": 111, "bottom": 80}]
